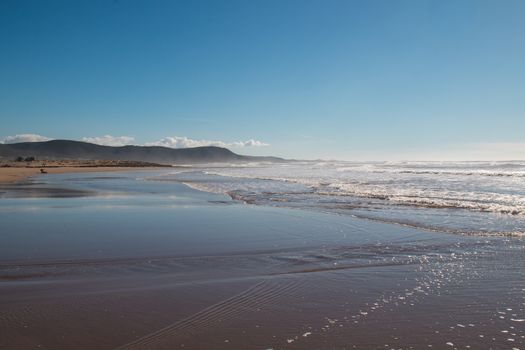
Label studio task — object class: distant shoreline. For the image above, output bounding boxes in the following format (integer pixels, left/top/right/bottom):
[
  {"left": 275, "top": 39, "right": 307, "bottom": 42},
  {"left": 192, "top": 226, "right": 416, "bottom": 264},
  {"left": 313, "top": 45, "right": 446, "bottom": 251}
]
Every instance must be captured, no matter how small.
[{"left": 0, "top": 159, "right": 170, "bottom": 184}]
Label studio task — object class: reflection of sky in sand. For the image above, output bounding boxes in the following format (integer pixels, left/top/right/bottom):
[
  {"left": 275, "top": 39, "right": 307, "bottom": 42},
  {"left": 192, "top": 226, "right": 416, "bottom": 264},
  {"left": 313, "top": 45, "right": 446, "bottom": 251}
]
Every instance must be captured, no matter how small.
[
  {"left": 1, "top": 170, "right": 524, "bottom": 349},
  {"left": 0, "top": 170, "right": 484, "bottom": 262}
]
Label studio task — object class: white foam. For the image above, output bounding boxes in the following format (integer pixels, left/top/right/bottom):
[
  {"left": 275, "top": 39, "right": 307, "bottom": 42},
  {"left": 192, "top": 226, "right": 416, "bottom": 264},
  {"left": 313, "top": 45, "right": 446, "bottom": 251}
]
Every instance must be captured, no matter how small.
[{"left": 199, "top": 161, "right": 525, "bottom": 216}]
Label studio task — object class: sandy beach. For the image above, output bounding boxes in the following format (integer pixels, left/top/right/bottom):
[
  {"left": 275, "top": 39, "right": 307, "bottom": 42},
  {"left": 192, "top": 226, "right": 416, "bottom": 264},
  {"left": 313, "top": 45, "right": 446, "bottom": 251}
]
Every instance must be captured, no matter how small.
[{"left": 0, "top": 160, "right": 169, "bottom": 184}]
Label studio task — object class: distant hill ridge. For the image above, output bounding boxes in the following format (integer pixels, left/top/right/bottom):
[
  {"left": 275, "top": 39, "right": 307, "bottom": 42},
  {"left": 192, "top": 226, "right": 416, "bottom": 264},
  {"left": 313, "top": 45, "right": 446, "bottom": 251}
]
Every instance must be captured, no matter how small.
[{"left": 0, "top": 140, "right": 284, "bottom": 164}]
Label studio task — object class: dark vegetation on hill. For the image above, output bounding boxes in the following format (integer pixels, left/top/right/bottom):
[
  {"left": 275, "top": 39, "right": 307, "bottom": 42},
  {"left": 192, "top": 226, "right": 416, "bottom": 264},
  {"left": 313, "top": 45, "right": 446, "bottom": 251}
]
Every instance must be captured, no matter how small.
[{"left": 0, "top": 140, "right": 284, "bottom": 164}]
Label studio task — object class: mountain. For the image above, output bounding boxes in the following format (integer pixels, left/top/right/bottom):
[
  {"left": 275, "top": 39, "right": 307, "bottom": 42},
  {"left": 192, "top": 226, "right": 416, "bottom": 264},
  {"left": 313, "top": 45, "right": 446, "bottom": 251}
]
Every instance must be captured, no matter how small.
[{"left": 0, "top": 140, "right": 284, "bottom": 164}]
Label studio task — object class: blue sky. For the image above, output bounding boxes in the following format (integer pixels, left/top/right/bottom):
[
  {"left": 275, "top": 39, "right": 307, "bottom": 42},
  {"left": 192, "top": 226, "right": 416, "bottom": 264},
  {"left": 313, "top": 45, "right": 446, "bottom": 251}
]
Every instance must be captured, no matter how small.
[{"left": 1, "top": 0, "right": 524, "bottom": 160}]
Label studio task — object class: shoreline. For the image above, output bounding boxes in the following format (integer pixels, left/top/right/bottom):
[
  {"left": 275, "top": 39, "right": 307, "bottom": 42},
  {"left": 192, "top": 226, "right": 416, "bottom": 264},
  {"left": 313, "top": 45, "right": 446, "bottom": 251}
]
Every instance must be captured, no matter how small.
[
  {"left": 1, "top": 175, "right": 522, "bottom": 349},
  {"left": 1, "top": 167, "right": 523, "bottom": 349},
  {"left": 0, "top": 160, "right": 171, "bottom": 184}
]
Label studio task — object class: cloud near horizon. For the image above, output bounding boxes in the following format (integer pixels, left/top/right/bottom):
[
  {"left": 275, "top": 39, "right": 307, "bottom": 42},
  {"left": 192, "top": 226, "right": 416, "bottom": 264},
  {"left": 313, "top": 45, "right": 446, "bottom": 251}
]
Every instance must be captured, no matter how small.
[
  {"left": 1, "top": 134, "right": 524, "bottom": 160},
  {"left": 81, "top": 135, "right": 136, "bottom": 146},
  {"left": 0, "top": 133, "right": 52, "bottom": 144},
  {"left": 1, "top": 134, "right": 269, "bottom": 149},
  {"left": 144, "top": 136, "right": 270, "bottom": 148}
]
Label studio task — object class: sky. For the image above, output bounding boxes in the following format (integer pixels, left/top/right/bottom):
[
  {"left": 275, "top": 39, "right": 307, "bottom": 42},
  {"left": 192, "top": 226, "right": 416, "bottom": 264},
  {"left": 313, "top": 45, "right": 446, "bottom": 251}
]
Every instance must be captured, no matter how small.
[{"left": 1, "top": 0, "right": 524, "bottom": 161}]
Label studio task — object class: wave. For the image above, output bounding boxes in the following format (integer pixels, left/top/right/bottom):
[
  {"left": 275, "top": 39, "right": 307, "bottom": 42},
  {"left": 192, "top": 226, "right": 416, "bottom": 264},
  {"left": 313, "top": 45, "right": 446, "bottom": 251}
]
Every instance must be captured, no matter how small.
[
  {"left": 342, "top": 169, "right": 525, "bottom": 178},
  {"left": 146, "top": 161, "right": 525, "bottom": 236},
  {"left": 182, "top": 171, "right": 525, "bottom": 217},
  {"left": 316, "top": 183, "right": 525, "bottom": 216}
]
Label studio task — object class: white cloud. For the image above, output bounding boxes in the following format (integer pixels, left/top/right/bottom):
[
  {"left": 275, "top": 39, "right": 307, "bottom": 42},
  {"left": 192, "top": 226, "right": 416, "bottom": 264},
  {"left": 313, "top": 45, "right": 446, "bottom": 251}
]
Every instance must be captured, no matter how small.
[
  {"left": 230, "top": 139, "right": 270, "bottom": 147},
  {"left": 1, "top": 133, "right": 269, "bottom": 150},
  {"left": 145, "top": 136, "right": 269, "bottom": 149},
  {"left": 81, "top": 135, "right": 135, "bottom": 147},
  {"left": 0, "top": 134, "right": 52, "bottom": 144}
]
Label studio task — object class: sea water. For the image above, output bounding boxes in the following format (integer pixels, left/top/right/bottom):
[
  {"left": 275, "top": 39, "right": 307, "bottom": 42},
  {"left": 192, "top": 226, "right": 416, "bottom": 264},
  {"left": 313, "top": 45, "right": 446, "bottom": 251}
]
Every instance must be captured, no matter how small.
[{"left": 158, "top": 161, "right": 525, "bottom": 236}]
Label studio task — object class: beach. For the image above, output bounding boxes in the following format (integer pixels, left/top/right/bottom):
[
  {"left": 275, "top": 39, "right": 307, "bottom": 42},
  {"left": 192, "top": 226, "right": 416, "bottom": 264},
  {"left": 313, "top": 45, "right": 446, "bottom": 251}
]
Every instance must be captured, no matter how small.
[
  {"left": 0, "top": 160, "right": 169, "bottom": 184},
  {"left": 3, "top": 0, "right": 524, "bottom": 348},
  {"left": 0, "top": 168, "right": 523, "bottom": 349}
]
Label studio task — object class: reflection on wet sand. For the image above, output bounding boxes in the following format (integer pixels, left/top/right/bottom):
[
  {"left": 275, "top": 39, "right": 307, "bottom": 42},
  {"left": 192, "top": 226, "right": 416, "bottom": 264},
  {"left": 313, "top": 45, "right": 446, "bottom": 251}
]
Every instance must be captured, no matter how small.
[{"left": 0, "top": 171, "right": 523, "bottom": 349}]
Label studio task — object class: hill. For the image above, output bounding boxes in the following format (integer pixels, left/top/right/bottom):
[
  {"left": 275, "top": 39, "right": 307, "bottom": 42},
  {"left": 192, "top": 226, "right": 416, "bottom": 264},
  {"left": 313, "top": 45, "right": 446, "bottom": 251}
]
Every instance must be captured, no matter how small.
[{"left": 0, "top": 140, "right": 284, "bottom": 164}]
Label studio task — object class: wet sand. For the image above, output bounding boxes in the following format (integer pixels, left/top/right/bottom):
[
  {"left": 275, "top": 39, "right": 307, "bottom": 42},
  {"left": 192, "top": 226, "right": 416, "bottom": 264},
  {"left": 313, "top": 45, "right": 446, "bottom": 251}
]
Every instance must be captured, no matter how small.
[{"left": 0, "top": 171, "right": 524, "bottom": 349}]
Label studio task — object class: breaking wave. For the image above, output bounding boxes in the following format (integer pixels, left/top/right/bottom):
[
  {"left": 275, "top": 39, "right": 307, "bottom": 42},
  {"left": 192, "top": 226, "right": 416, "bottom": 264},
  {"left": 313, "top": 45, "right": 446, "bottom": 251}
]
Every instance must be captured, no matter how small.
[{"left": 148, "top": 161, "right": 525, "bottom": 236}]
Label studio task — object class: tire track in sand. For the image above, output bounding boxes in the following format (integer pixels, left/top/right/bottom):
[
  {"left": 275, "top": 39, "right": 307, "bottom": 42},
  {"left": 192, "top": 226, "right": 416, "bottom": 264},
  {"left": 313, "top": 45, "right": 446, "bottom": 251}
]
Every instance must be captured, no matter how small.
[{"left": 115, "top": 278, "right": 303, "bottom": 350}]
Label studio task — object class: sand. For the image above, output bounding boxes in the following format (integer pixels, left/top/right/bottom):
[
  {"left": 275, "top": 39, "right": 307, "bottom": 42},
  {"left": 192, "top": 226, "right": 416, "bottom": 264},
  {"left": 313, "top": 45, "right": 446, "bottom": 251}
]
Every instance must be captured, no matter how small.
[
  {"left": 0, "top": 160, "right": 169, "bottom": 184},
  {"left": 1, "top": 170, "right": 524, "bottom": 349},
  {"left": 1, "top": 199, "right": 523, "bottom": 349},
  {"left": 0, "top": 166, "right": 152, "bottom": 184}
]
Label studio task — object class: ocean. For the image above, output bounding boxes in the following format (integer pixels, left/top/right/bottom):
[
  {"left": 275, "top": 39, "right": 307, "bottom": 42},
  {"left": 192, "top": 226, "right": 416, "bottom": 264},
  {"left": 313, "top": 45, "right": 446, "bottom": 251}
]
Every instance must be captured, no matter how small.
[{"left": 153, "top": 160, "right": 525, "bottom": 236}]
